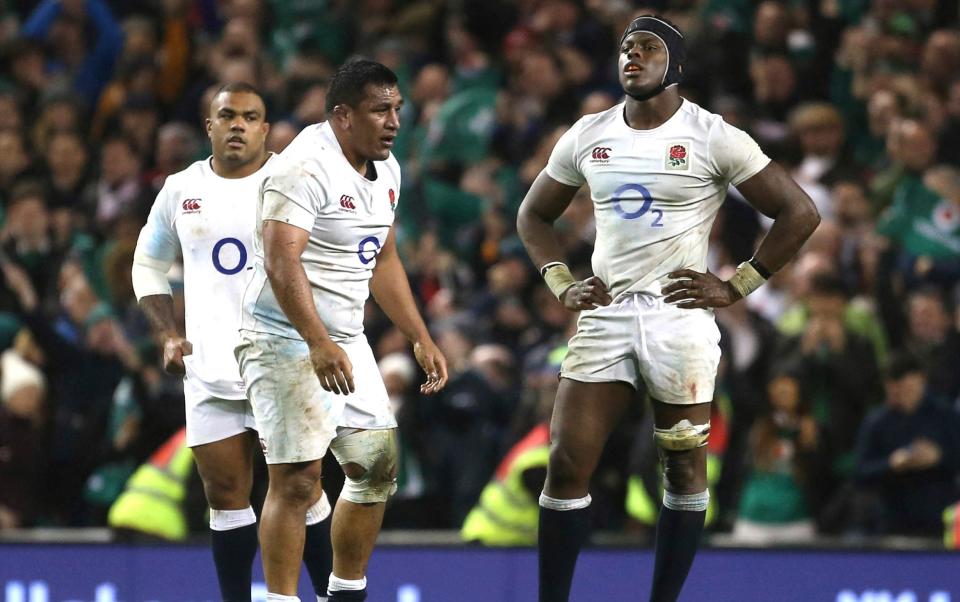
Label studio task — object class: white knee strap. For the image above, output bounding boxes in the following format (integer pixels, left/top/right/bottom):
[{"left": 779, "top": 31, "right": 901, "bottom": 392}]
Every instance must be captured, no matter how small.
[
  {"left": 654, "top": 419, "right": 710, "bottom": 451},
  {"left": 330, "top": 429, "right": 398, "bottom": 504}
]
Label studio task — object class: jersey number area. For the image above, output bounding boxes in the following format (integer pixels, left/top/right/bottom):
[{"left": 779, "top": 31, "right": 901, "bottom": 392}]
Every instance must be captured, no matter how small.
[{"left": 613, "top": 183, "right": 664, "bottom": 227}]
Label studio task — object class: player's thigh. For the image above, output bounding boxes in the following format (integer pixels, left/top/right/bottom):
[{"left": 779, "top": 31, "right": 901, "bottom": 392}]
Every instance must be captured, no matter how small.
[
  {"left": 652, "top": 399, "right": 711, "bottom": 430},
  {"left": 338, "top": 339, "right": 396, "bottom": 431},
  {"left": 237, "top": 331, "right": 343, "bottom": 465},
  {"left": 640, "top": 306, "right": 721, "bottom": 404},
  {"left": 549, "top": 378, "right": 635, "bottom": 476},
  {"left": 192, "top": 430, "right": 257, "bottom": 496},
  {"left": 183, "top": 377, "right": 257, "bottom": 447}
]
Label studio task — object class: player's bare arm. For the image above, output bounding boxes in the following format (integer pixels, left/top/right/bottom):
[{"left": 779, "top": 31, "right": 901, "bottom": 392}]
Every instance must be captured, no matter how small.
[
  {"left": 369, "top": 226, "right": 448, "bottom": 394},
  {"left": 139, "top": 293, "right": 192, "bottom": 374},
  {"left": 663, "top": 162, "right": 820, "bottom": 309},
  {"left": 517, "top": 171, "right": 613, "bottom": 310},
  {"left": 262, "top": 217, "right": 355, "bottom": 395}
]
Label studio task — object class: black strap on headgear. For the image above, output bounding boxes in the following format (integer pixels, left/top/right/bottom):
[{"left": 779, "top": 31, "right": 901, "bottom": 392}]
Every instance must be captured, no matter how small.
[{"left": 620, "top": 15, "right": 686, "bottom": 101}]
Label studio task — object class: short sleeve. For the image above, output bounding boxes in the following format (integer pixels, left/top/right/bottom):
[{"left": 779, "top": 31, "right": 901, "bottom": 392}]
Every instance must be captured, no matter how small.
[
  {"left": 709, "top": 120, "right": 771, "bottom": 186},
  {"left": 544, "top": 122, "right": 586, "bottom": 188},
  {"left": 136, "top": 181, "right": 180, "bottom": 263},
  {"left": 260, "top": 165, "right": 321, "bottom": 232}
]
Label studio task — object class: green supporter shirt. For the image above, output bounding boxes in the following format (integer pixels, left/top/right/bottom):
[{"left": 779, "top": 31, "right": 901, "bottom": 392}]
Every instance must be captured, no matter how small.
[
  {"left": 268, "top": 0, "right": 351, "bottom": 67},
  {"left": 877, "top": 173, "right": 960, "bottom": 259},
  {"left": 738, "top": 470, "right": 810, "bottom": 524}
]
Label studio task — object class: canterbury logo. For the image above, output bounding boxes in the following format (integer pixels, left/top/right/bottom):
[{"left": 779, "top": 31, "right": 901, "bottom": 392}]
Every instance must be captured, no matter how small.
[
  {"left": 591, "top": 147, "right": 611, "bottom": 160},
  {"left": 339, "top": 195, "right": 357, "bottom": 210},
  {"left": 182, "top": 198, "right": 201, "bottom": 212}
]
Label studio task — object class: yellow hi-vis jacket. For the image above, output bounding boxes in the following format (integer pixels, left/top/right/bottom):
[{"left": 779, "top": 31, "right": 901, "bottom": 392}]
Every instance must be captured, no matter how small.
[
  {"left": 108, "top": 428, "right": 193, "bottom": 540},
  {"left": 462, "top": 423, "right": 550, "bottom": 546},
  {"left": 944, "top": 500, "right": 960, "bottom": 548}
]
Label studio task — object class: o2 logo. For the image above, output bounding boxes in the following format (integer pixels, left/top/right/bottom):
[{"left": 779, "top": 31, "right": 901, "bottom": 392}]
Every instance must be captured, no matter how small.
[
  {"left": 212, "top": 237, "right": 248, "bottom": 275},
  {"left": 612, "top": 183, "right": 663, "bottom": 227},
  {"left": 357, "top": 236, "right": 382, "bottom": 265}
]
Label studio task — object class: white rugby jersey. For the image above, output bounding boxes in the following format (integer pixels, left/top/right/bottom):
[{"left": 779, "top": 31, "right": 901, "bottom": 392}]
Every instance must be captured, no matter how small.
[
  {"left": 546, "top": 99, "right": 770, "bottom": 300},
  {"left": 135, "top": 154, "right": 277, "bottom": 400},
  {"left": 240, "top": 121, "right": 400, "bottom": 342}
]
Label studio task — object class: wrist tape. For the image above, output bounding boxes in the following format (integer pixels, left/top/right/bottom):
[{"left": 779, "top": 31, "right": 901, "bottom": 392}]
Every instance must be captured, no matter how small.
[
  {"left": 541, "top": 262, "right": 576, "bottom": 300},
  {"left": 727, "top": 260, "right": 767, "bottom": 298}
]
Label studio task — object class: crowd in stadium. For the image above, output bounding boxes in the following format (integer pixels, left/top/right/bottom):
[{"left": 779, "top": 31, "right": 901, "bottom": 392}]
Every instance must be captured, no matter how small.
[{"left": 0, "top": 0, "right": 959, "bottom": 546}]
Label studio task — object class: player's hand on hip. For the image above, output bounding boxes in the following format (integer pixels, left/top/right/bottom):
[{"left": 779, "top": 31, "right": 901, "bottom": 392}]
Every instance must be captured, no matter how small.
[
  {"left": 309, "top": 339, "right": 355, "bottom": 395},
  {"left": 560, "top": 276, "right": 613, "bottom": 311},
  {"left": 162, "top": 337, "right": 193, "bottom": 374},
  {"left": 414, "top": 339, "right": 448, "bottom": 394},
  {"left": 664, "top": 269, "right": 740, "bottom": 309}
]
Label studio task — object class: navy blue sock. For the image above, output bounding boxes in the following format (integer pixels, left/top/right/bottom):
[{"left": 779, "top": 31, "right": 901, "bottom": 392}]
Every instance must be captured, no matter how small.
[
  {"left": 303, "top": 519, "right": 333, "bottom": 598},
  {"left": 538, "top": 503, "right": 590, "bottom": 602},
  {"left": 211, "top": 522, "right": 258, "bottom": 602},
  {"left": 649, "top": 506, "right": 706, "bottom": 602},
  {"left": 328, "top": 589, "right": 366, "bottom": 601}
]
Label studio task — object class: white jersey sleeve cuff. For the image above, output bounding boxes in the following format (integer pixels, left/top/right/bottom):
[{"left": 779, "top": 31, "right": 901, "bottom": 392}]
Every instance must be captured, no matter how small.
[
  {"left": 261, "top": 189, "right": 316, "bottom": 233},
  {"left": 132, "top": 248, "right": 174, "bottom": 300}
]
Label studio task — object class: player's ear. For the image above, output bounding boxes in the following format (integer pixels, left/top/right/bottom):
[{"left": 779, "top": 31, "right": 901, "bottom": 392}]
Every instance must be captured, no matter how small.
[
  {"left": 204, "top": 118, "right": 213, "bottom": 137},
  {"left": 332, "top": 104, "right": 351, "bottom": 129}
]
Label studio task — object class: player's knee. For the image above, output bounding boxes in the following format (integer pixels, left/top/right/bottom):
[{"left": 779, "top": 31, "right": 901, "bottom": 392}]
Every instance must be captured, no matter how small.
[
  {"left": 272, "top": 468, "right": 322, "bottom": 507},
  {"left": 202, "top": 472, "right": 251, "bottom": 509},
  {"left": 659, "top": 448, "right": 707, "bottom": 493},
  {"left": 654, "top": 418, "right": 709, "bottom": 492},
  {"left": 331, "top": 429, "right": 398, "bottom": 504},
  {"left": 547, "top": 444, "right": 591, "bottom": 492}
]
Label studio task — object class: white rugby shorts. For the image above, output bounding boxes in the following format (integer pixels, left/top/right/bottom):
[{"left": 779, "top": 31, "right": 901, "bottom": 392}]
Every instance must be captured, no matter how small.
[
  {"left": 560, "top": 293, "right": 721, "bottom": 404},
  {"left": 182, "top": 362, "right": 256, "bottom": 448},
  {"left": 236, "top": 331, "right": 397, "bottom": 464}
]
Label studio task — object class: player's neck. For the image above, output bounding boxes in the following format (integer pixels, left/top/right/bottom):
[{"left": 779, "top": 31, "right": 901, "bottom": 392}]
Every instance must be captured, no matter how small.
[
  {"left": 331, "top": 127, "right": 369, "bottom": 176},
  {"left": 211, "top": 153, "right": 268, "bottom": 179},
  {"left": 623, "top": 91, "right": 682, "bottom": 130}
]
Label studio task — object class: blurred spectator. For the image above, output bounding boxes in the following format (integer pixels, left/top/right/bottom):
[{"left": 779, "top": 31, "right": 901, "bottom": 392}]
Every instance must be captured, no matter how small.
[
  {"left": 0, "top": 129, "right": 32, "bottom": 200},
  {"left": 938, "top": 79, "right": 960, "bottom": 167},
  {"left": 877, "top": 160, "right": 960, "bottom": 290},
  {"left": 22, "top": 0, "right": 124, "bottom": 105},
  {"left": 732, "top": 367, "right": 819, "bottom": 545},
  {"left": 94, "top": 136, "right": 145, "bottom": 231},
  {"left": 0, "top": 183, "right": 66, "bottom": 310},
  {"left": 788, "top": 102, "right": 863, "bottom": 219},
  {"left": 421, "top": 342, "right": 518, "bottom": 526},
  {"left": 903, "top": 286, "right": 960, "bottom": 405},
  {"left": 854, "top": 352, "right": 960, "bottom": 536},
  {"left": 713, "top": 283, "right": 783, "bottom": 528},
  {"left": 0, "top": 313, "right": 45, "bottom": 529},
  {"left": 146, "top": 121, "right": 201, "bottom": 191},
  {"left": 777, "top": 272, "right": 882, "bottom": 529}
]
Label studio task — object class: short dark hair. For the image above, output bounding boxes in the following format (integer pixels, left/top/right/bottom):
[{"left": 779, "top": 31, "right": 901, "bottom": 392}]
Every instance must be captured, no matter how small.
[
  {"left": 9, "top": 180, "right": 47, "bottom": 207},
  {"left": 216, "top": 81, "right": 263, "bottom": 98},
  {"left": 211, "top": 82, "right": 267, "bottom": 118},
  {"left": 808, "top": 271, "right": 848, "bottom": 300},
  {"left": 325, "top": 59, "right": 398, "bottom": 113},
  {"left": 883, "top": 350, "right": 925, "bottom": 381},
  {"left": 908, "top": 284, "right": 949, "bottom": 311}
]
